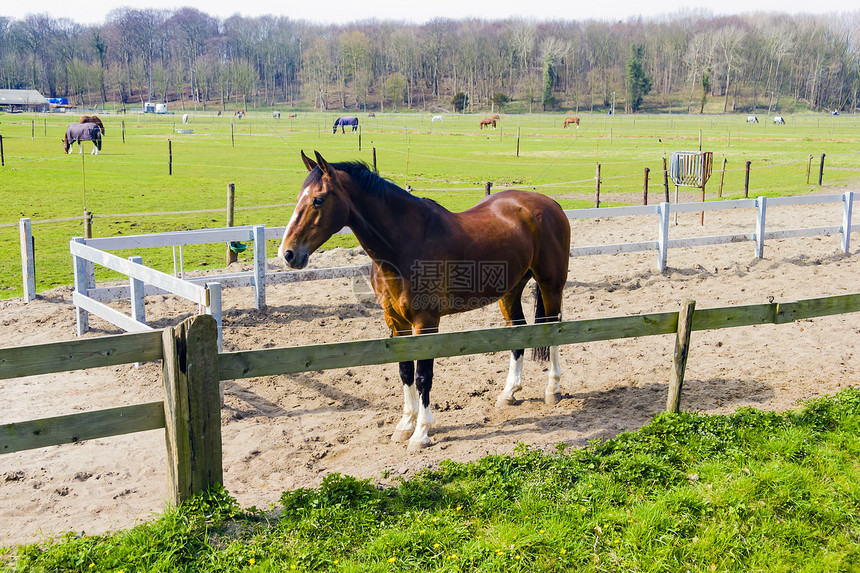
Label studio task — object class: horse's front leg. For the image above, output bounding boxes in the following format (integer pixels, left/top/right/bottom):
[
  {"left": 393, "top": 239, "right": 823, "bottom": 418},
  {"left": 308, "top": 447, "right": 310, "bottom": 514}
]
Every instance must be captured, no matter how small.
[
  {"left": 391, "top": 361, "right": 418, "bottom": 443},
  {"left": 408, "top": 358, "right": 434, "bottom": 451}
]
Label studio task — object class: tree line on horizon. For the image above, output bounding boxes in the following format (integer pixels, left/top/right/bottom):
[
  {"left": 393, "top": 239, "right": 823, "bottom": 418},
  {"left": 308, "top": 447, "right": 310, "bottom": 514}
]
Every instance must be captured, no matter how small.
[{"left": 1, "top": 9, "right": 858, "bottom": 114}]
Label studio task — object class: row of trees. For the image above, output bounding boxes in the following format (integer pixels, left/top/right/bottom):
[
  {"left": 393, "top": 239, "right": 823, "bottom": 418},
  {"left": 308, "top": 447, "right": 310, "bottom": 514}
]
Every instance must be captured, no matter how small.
[{"left": 1, "top": 9, "right": 859, "bottom": 114}]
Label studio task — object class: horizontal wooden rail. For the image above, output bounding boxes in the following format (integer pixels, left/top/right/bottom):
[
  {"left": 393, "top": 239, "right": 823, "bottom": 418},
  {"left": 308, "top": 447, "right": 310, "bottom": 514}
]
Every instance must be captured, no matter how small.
[
  {"left": 218, "top": 292, "right": 860, "bottom": 381},
  {"left": 1, "top": 402, "right": 165, "bottom": 454},
  {"left": 0, "top": 330, "right": 163, "bottom": 380}
]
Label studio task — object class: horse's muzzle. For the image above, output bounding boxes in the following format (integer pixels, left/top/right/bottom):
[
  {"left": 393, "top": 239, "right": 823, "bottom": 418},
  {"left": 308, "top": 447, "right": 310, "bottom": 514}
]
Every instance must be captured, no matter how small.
[{"left": 281, "top": 249, "right": 308, "bottom": 269}]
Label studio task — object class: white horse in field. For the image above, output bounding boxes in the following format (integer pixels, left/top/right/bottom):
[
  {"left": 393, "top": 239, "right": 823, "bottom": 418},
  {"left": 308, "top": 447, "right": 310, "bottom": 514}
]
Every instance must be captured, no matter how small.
[
  {"left": 431, "top": 115, "right": 443, "bottom": 123},
  {"left": 746, "top": 115, "right": 758, "bottom": 123},
  {"left": 773, "top": 116, "right": 785, "bottom": 124}
]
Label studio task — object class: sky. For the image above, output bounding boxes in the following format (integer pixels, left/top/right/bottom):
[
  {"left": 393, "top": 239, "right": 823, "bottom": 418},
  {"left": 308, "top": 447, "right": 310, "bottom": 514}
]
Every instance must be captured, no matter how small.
[{"left": 1, "top": 0, "right": 854, "bottom": 27}]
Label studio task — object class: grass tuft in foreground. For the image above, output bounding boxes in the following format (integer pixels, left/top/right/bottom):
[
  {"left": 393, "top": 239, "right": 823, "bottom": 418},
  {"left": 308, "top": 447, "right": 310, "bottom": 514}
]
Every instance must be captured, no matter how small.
[{"left": 5, "top": 387, "right": 860, "bottom": 572}]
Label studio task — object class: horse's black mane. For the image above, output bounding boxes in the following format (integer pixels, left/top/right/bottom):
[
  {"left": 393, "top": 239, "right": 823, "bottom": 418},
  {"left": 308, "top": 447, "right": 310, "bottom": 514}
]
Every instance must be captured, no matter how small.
[{"left": 307, "top": 160, "right": 426, "bottom": 205}]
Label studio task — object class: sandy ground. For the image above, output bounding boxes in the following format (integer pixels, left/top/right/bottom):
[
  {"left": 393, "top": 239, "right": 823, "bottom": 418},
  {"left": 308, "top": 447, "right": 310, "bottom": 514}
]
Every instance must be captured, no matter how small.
[{"left": 1, "top": 197, "right": 858, "bottom": 548}]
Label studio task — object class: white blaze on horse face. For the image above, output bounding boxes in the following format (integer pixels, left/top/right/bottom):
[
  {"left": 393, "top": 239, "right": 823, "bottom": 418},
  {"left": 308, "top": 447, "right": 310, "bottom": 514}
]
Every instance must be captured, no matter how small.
[{"left": 278, "top": 186, "right": 311, "bottom": 260}]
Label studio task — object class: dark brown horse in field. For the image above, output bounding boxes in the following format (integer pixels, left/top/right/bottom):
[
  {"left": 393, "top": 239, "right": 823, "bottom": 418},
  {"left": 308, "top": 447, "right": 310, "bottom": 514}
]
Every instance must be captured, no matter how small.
[
  {"left": 80, "top": 115, "right": 105, "bottom": 135},
  {"left": 479, "top": 118, "right": 496, "bottom": 129},
  {"left": 279, "top": 151, "right": 571, "bottom": 451},
  {"left": 563, "top": 116, "right": 580, "bottom": 128}
]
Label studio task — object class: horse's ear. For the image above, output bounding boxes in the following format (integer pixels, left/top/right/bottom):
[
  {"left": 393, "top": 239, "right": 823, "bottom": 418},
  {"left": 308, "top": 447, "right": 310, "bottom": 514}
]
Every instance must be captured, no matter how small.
[
  {"left": 300, "top": 150, "right": 317, "bottom": 172},
  {"left": 314, "top": 151, "right": 333, "bottom": 176}
]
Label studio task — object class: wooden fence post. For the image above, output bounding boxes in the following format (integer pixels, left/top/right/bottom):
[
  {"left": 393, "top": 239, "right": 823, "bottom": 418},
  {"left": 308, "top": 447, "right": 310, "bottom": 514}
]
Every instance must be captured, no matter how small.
[
  {"left": 485, "top": 181, "right": 493, "bottom": 196},
  {"left": 666, "top": 299, "right": 696, "bottom": 413},
  {"left": 662, "top": 156, "right": 669, "bottom": 204},
  {"left": 718, "top": 157, "right": 727, "bottom": 198},
  {"left": 372, "top": 147, "right": 377, "bottom": 173},
  {"left": 594, "top": 163, "right": 601, "bottom": 208},
  {"left": 226, "top": 183, "right": 237, "bottom": 265},
  {"left": 168, "top": 139, "right": 173, "bottom": 175},
  {"left": 818, "top": 153, "right": 826, "bottom": 185},
  {"left": 0, "top": 134, "right": 4, "bottom": 166},
  {"left": 643, "top": 167, "right": 650, "bottom": 205},
  {"left": 162, "top": 314, "right": 222, "bottom": 505},
  {"left": 744, "top": 161, "right": 751, "bottom": 198}
]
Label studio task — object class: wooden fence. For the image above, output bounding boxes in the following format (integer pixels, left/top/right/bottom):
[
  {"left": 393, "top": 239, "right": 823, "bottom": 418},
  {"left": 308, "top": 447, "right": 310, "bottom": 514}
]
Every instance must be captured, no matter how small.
[{"left": 2, "top": 292, "right": 858, "bottom": 506}]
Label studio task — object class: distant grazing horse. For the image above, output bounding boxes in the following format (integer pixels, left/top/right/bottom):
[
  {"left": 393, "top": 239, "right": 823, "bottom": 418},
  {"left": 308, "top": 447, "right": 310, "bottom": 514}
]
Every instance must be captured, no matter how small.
[
  {"left": 289, "top": 113, "right": 297, "bottom": 118},
  {"left": 79, "top": 115, "right": 105, "bottom": 135},
  {"left": 279, "top": 151, "right": 570, "bottom": 450},
  {"left": 235, "top": 110, "right": 244, "bottom": 118},
  {"left": 63, "top": 122, "right": 102, "bottom": 155},
  {"left": 492, "top": 114, "right": 500, "bottom": 120},
  {"left": 182, "top": 114, "right": 189, "bottom": 124},
  {"left": 479, "top": 118, "right": 496, "bottom": 129},
  {"left": 432, "top": 115, "right": 443, "bottom": 123},
  {"left": 773, "top": 116, "right": 785, "bottom": 124},
  {"left": 273, "top": 111, "right": 281, "bottom": 119},
  {"left": 563, "top": 116, "right": 580, "bottom": 128},
  {"left": 368, "top": 112, "right": 376, "bottom": 118},
  {"left": 333, "top": 116, "right": 359, "bottom": 133},
  {"left": 746, "top": 115, "right": 758, "bottom": 123}
]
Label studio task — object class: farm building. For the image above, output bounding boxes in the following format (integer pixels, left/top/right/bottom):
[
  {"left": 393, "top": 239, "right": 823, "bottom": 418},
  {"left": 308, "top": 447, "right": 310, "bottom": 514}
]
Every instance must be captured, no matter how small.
[{"left": 0, "top": 89, "right": 50, "bottom": 112}]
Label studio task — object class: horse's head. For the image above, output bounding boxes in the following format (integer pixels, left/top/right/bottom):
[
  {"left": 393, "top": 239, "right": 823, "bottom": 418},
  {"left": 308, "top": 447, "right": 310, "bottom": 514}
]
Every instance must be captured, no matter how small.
[
  {"left": 332, "top": 119, "right": 339, "bottom": 134},
  {"left": 279, "top": 151, "right": 352, "bottom": 269},
  {"left": 61, "top": 135, "right": 70, "bottom": 153}
]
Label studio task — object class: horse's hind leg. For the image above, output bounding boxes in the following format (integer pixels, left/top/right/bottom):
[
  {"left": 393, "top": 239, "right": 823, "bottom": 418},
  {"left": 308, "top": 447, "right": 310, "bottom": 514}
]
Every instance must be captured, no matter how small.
[
  {"left": 495, "top": 275, "right": 530, "bottom": 407},
  {"left": 534, "top": 280, "right": 564, "bottom": 405}
]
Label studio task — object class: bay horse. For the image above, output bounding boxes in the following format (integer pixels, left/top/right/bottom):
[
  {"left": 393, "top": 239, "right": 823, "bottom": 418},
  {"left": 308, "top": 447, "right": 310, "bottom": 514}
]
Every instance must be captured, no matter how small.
[
  {"left": 479, "top": 118, "right": 496, "bottom": 129},
  {"left": 333, "top": 116, "right": 359, "bottom": 133},
  {"left": 62, "top": 122, "right": 102, "bottom": 155},
  {"left": 563, "top": 116, "right": 580, "bottom": 128},
  {"left": 79, "top": 115, "right": 105, "bottom": 135},
  {"left": 279, "top": 151, "right": 570, "bottom": 451}
]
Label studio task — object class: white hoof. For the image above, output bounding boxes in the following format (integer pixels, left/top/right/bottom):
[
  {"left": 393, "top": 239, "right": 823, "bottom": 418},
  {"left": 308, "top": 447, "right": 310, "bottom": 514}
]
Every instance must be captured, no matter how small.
[
  {"left": 407, "top": 439, "right": 430, "bottom": 452},
  {"left": 545, "top": 392, "right": 562, "bottom": 406},
  {"left": 391, "top": 429, "right": 413, "bottom": 443},
  {"left": 495, "top": 396, "right": 518, "bottom": 407}
]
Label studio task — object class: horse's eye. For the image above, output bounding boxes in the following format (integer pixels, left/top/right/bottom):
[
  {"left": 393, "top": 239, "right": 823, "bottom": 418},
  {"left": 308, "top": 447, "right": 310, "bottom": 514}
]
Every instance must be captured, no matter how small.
[{"left": 312, "top": 196, "right": 325, "bottom": 207}]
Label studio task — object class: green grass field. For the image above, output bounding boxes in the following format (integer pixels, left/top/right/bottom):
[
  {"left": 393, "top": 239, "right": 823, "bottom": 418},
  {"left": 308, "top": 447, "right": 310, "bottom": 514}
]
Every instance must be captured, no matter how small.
[{"left": 2, "top": 110, "right": 859, "bottom": 299}]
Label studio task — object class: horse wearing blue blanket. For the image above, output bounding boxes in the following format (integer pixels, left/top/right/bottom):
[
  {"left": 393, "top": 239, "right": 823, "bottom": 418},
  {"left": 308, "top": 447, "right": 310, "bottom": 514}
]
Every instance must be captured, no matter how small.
[{"left": 333, "top": 116, "right": 359, "bottom": 133}]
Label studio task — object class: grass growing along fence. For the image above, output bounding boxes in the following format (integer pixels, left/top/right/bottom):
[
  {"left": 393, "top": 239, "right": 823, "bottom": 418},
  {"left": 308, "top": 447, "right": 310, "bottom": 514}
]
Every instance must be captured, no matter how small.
[{"left": 5, "top": 388, "right": 860, "bottom": 571}]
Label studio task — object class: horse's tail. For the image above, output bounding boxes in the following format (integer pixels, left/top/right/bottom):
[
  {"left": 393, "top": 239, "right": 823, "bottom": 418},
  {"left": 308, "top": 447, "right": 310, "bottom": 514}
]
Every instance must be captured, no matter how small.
[{"left": 531, "top": 284, "right": 550, "bottom": 362}]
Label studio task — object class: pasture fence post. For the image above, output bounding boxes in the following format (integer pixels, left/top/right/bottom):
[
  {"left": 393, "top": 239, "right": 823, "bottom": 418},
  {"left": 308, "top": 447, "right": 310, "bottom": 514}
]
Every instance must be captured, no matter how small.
[
  {"left": 662, "top": 156, "right": 669, "bottom": 204},
  {"left": 72, "top": 237, "right": 91, "bottom": 336},
  {"left": 0, "top": 134, "right": 4, "bottom": 166},
  {"left": 231, "top": 123, "right": 234, "bottom": 147},
  {"left": 168, "top": 140, "right": 173, "bottom": 175},
  {"left": 657, "top": 202, "right": 670, "bottom": 272},
  {"left": 372, "top": 147, "right": 377, "bottom": 173},
  {"left": 806, "top": 155, "right": 812, "bottom": 184},
  {"left": 818, "top": 153, "right": 826, "bottom": 185},
  {"left": 226, "top": 183, "right": 237, "bottom": 265},
  {"left": 252, "top": 225, "right": 267, "bottom": 310},
  {"left": 122, "top": 120, "right": 125, "bottom": 144},
  {"left": 755, "top": 196, "right": 767, "bottom": 259},
  {"left": 19, "top": 218, "right": 36, "bottom": 303},
  {"left": 666, "top": 299, "right": 696, "bottom": 414},
  {"left": 643, "top": 167, "right": 650, "bottom": 205},
  {"left": 204, "top": 282, "right": 223, "bottom": 352},
  {"left": 31, "top": 120, "right": 34, "bottom": 141},
  {"left": 358, "top": 126, "right": 362, "bottom": 151},
  {"left": 718, "top": 157, "right": 727, "bottom": 198},
  {"left": 83, "top": 211, "right": 93, "bottom": 239},
  {"left": 744, "top": 161, "right": 751, "bottom": 198},
  {"left": 843, "top": 191, "right": 854, "bottom": 254},
  {"left": 516, "top": 127, "right": 520, "bottom": 157},
  {"left": 485, "top": 181, "right": 493, "bottom": 196},
  {"left": 594, "top": 164, "right": 601, "bottom": 208},
  {"left": 161, "top": 314, "right": 223, "bottom": 506},
  {"left": 129, "top": 256, "right": 145, "bottom": 325}
]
